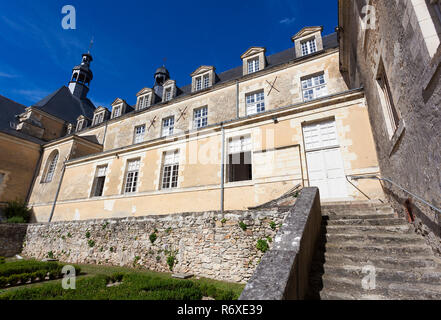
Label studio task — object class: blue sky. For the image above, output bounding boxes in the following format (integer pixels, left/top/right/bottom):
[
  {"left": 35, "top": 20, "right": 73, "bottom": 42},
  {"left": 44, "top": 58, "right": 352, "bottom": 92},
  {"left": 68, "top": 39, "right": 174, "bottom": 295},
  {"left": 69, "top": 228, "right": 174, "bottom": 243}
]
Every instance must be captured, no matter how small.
[{"left": 0, "top": 0, "right": 338, "bottom": 109}]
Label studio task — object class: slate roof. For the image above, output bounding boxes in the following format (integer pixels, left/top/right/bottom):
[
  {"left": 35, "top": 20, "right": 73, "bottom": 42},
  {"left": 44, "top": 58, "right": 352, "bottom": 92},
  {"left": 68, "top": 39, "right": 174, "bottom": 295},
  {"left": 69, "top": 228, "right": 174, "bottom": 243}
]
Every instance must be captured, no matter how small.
[
  {"left": 32, "top": 86, "right": 96, "bottom": 123},
  {"left": 0, "top": 94, "right": 44, "bottom": 144}
]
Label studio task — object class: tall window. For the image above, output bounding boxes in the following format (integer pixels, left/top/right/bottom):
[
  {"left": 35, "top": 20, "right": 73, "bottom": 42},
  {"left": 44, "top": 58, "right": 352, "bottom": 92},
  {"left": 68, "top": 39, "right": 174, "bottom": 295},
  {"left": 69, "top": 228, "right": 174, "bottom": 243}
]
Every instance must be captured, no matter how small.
[
  {"left": 134, "top": 125, "right": 146, "bottom": 144},
  {"left": 301, "top": 39, "right": 317, "bottom": 56},
  {"left": 44, "top": 151, "right": 59, "bottom": 183},
  {"left": 162, "top": 116, "right": 175, "bottom": 137},
  {"left": 138, "top": 95, "right": 150, "bottom": 110},
  {"left": 193, "top": 107, "right": 208, "bottom": 129},
  {"left": 113, "top": 106, "right": 122, "bottom": 118},
  {"left": 203, "top": 74, "right": 210, "bottom": 88},
  {"left": 76, "top": 120, "right": 84, "bottom": 132},
  {"left": 165, "top": 88, "right": 172, "bottom": 102},
  {"left": 248, "top": 58, "right": 260, "bottom": 74},
  {"left": 246, "top": 91, "right": 266, "bottom": 115},
  {"left": 0, "top": 173, "right": 4, "bottom": 186},
  {"left": 93, "top": 113, "right": 104, "bottom": 126},
  {"left": 162, "top": 150, "right": 180, "bottom": 189},
  {"left": 91, "top": 165, "right": 107, "bottom": 197},
  {"left": 302, "top": 73, "right": 328, "bottom": 101},
  {"left": 124, "top": 159, "right": 140, "bottom": 194},
  {"left": 227, "top": 136, "right": 252, "bottom": 182},
  {"left": 196, "top": 77, "right": 202, "bottom": 91},
  {"left": 377, "top": 63, "right": 401, "bottom": 137}
]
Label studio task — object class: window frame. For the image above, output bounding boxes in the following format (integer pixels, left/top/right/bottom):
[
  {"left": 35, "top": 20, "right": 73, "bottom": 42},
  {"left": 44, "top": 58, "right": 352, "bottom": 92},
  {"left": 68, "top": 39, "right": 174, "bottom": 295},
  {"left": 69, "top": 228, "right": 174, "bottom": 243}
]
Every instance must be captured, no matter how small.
[
  {"left": 138, "top": 94, "right": 150, "bottom": 110},
  {"left": 93, "top": 112, "right": 104, "bottom": 126},
  {"left": 133, "top": 125, "right": 146, "bottom": 144},
  {"left": 227, "top": 135, "right": 253, "bottom": 183},
  {"left": 193, "top": 106, "right": 208, "bottom": 129},
  {"left": 164, "top": 88, "right": 172, "bottom": 102},
  {"left": 301, "top": 73, "right": 328, "bottom": 102},
  {"left": 161, "top": 150, "right": 180, "bottom": 190},
  {"left": 162, "top": 116, "right": 175, "bottom": 137},
  {"left": 123, "top": 159, "right": 141, "bottom": 194},
  {"left": 246, "top": 91, "right": 266, "bottom": 116},
  {"left": 113, "top": 105, "right": 122, "bottom": 118},
  {"left": 247, "top": 58, "right": 260, "bottom": 74},
  {"left": 76, "top": 120, "right": 84, "bottom": 132},
  {"left": 91, "top": 165, "right": 107, "bottom": 198},
  {"left": 43, "top": 151, "right": 59, "bottom": 183},
  {"left": 301, "top": 38, "right": 317, "bottom": 56}
]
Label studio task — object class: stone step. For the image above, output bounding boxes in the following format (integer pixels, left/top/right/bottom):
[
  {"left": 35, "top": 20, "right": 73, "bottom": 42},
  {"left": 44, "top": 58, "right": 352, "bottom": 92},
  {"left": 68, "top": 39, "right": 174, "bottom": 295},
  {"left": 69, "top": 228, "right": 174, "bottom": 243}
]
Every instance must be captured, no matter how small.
[
  {"left": 321, "top": 253, "right": 441, "bottom": 270},
  {"left": 321, "top": 202, "right": 392, "bottom": 211},
  {"left": 324, "top": 243, "right": 433, "bottom": 256},
  {"left": 323, "top": 265, "right": 441, "bottom": 285},
  {"left": 324, "top": 232, "right": 425, "bottom": 246},
  {"left": 324, "top": 224, "right": 413, "bottom": 234},
  {"left": 323, "top": 212, "right": 396, "bottom": 221},
  {"left": 325, "top": 218, "right": 406, "bottom": 226},
  {"left": 319, "top": 275, "right": 441, "bottom": 300}
]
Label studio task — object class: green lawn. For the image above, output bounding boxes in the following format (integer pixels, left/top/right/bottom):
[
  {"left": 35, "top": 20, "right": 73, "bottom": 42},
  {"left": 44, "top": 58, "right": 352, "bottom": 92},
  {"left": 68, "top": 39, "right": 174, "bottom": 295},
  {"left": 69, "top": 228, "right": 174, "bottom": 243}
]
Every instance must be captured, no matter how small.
[{"left": 0, "top": 261, "right": 245, "bottom": 300}]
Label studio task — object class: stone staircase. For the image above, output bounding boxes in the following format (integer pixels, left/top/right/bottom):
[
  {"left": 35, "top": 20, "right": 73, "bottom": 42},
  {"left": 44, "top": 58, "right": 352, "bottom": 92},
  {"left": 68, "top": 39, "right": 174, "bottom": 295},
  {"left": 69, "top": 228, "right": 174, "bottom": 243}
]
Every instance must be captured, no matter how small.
[{"left": 307, "top": 201, "right": 441, "bottom": 300}]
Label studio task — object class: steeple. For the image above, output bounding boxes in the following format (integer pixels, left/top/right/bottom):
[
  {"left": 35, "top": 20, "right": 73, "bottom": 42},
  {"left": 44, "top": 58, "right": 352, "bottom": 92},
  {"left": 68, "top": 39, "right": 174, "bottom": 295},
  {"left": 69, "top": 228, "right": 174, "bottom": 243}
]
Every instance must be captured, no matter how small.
[{"left": 68, "top": 52, "right": 94, "bottom": 99}]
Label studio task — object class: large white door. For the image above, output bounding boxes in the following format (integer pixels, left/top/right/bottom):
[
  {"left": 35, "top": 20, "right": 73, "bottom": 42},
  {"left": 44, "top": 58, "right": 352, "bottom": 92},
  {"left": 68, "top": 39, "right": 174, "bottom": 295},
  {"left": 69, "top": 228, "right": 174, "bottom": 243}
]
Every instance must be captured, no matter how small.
[{"left": 303, "top": 120, "right": 348, "bottom": 199}]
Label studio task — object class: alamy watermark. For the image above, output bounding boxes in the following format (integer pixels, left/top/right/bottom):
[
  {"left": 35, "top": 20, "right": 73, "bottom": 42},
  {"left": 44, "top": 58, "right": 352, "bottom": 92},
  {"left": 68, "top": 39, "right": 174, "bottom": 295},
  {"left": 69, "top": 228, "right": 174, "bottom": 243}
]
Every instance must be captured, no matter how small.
[
  {"left": 61, "top": 5, "right": 76, "bottom": 30},
  {"left": 61, "top": 265, "right": 76, "bottom": 290},
  {"left": 361, "top": 264, "right": 376, "bottom": 290}
]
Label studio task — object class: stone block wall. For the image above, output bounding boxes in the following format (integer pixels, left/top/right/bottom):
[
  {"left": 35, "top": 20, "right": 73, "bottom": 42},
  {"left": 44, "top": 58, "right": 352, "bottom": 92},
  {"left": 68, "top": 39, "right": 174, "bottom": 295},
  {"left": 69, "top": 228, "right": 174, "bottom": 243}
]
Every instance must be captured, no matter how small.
[
  {"left": 21, "top": 209, "right": 288, "bottom": 283},
  {"left": 0, "top": 224, "right": 28, "bottom": 257}
]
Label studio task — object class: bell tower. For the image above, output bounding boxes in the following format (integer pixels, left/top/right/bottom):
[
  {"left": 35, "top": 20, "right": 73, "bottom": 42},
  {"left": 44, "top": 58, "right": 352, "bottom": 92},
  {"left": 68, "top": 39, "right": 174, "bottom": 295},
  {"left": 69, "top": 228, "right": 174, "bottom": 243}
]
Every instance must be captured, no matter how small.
[{"left": 68, "top": 52, "right": 94, "bottom": 99}]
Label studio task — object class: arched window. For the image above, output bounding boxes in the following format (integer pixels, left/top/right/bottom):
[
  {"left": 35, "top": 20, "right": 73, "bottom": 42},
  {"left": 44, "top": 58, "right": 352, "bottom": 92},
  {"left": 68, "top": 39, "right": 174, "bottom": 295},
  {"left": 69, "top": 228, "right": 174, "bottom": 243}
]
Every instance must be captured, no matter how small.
[
  {"left": 72, "top": 73, "right": 78, "bottom": 82},
  {"left": 43, "top": 151, "right": 59, "bottom": 183}
]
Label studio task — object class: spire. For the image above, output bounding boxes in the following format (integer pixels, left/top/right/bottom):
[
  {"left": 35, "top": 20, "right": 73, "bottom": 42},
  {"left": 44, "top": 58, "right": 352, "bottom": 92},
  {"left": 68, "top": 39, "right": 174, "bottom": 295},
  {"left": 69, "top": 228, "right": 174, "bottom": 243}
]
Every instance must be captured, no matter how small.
[{"left": 68, "top": 48, "right": 94, "bottom": 99}]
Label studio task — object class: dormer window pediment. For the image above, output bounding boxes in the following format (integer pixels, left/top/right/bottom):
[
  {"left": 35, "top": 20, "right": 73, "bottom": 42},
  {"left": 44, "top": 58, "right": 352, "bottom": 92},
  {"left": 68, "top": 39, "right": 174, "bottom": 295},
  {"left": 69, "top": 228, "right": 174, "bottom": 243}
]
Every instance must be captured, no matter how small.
[
  {"left": 241, "top": 47, "right": 266, "bottom": 76},
  {"left": 191, "top": 66, "right": 216, "bottom": 92}
]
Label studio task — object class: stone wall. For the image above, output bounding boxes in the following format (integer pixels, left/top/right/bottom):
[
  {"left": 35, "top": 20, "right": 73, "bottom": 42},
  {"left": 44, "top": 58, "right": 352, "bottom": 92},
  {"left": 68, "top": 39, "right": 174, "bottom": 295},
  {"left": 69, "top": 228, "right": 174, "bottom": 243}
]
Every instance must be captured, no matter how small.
[
  {"left": 0, "top": 224, "right": 28, "bottom": 257},
  {"left": 339, "top": 0, "right": 441, "bottom": 254},
  {"left": 21, "top": 209, "right": 288, "bottom": 283}
]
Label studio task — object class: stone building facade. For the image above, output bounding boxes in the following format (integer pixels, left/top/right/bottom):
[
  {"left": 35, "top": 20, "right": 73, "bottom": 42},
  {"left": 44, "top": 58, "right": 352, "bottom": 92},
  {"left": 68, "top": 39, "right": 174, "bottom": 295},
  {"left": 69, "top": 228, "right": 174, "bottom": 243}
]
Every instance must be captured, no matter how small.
[
  {"left": 338, "top": 0, "right": 441, "bottom": 252},
  {"left": 1, "top": 26, "right": 384, "bottom": 222}
]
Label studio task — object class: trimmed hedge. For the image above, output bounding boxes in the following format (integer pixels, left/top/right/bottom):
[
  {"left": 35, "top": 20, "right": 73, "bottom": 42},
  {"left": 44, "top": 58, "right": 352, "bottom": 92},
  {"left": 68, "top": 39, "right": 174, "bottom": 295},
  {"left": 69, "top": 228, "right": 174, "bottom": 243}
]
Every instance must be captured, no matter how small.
[
  {"left": 0, "top": 272, "right": 239, "bottom": 300},
  {"left": 0, "top": 260, "right": 81, "bottom": 289}
]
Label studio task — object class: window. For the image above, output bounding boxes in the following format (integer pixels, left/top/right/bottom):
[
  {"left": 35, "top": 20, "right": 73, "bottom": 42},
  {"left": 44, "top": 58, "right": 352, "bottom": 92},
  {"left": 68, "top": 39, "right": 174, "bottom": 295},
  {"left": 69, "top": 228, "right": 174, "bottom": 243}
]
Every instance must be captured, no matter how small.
[
  {"left": 193, "top": 107, "right": 208, "bottom": 129},
  {"left": 138, "top": 95, "right": 150, "bottom": 110},
  {"left": 301, "top": 38, "right": 317, "bottom": 56},
  {"left": 91, "top": 165, "right": 107, "bottom": 197},
  {"left": 161, "top": 151, "right": 180, "bottom": 189},
  {"left": 93, "top": 113, "right": 104, "bottom": 126},
  {"left": 248, "top": 58, "right": 260, "bottom": 74},
  {"left": 196, "top": 77, "right": 202, "bottom": 91},
  {"left": 227, "top": 136, "right": 252, "bottom": 183},
  {"left": 203, "top": 74, "right": 210, "bottom": 88},
  {"left": 246, "top": 91, "right": 266, "bottom": 115},
  {"left": 0, "top": 173, "right": 4, "bottom": 186},
  {"left": 302, "top": 73, "right": 328, "bottom": 101},
  {"left": 113, "top": 106, "right": 122, "bottom": 118},
  {"left": 162, "top": 116, "right": 175, "bottom": 137},
  {"left": 165, "top": 88, "right": 172, "bottom": 102},
  {"left": 76, "top": 120, "right": 84, "bottom": 132},
  {"left": 44, "top": 151, "right": 59, "bottom": 183},
  {"left": 134, "top": 125, "right": 146, "bottom": 144},
  {"left": 124, "top": 159, "right": 140, "bottom": 194},
  {"left": 377, "top": 64, "right": 400, "bottom": 137}
]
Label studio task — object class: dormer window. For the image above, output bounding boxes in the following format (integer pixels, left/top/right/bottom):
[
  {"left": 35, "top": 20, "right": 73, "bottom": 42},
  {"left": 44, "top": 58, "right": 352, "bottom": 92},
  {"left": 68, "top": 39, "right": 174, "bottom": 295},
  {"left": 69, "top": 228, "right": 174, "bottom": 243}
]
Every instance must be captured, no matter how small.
[
  {"left": 76, "top": 119, "right": 84, "bottom": 132},
  {"left": 162, "top": 80, "right": 177, "bottom": 102},
  {"left": 137, "top": 95, "right": 150, "bottom": 110},
  {"left": 113, "top": 106, "right": 122, "bottom": 118},
  {"left": 136, "top": 88, "right": 154, "bottom": 111},
  {"left": 191, "top": 66, "right": 216, "bottom": 93},
  {"left": 292, "top": 26, "right": 323, "bottom": 58},
  {"left": 241, "top": 47, "right": 266, "bottom": 76},
  {"left": 248, "top": 58, "right": 260, "bottom": 74},
  {"left": 92, "top": 107, "right": 110, "bottom": 126},
  {"left": 93, "top": 112, "right": 104, "bottom": 125},
  {"left": 301, "top": 38, "right": 317, "bottom": 56}
]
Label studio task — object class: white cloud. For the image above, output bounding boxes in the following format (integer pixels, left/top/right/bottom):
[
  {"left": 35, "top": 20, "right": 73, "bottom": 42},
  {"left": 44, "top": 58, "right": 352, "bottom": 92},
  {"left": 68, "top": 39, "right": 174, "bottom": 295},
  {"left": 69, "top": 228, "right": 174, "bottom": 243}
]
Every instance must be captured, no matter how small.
[
  {"left": 280, "top": 17, "right": 296, "bottom": 25},
  {"left": 13, "top": 89, "right": 51, "bottom": 102},
  {"left": 0, "top": 72, "right": 18, "bottom": 78}
]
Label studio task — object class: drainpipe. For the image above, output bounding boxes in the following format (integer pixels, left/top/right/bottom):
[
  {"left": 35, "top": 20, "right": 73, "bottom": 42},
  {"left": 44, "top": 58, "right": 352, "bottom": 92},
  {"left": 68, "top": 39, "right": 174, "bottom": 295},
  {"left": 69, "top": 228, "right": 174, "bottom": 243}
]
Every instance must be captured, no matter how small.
[
  {"left": 220, "top": 123, "right": 225, "bottom": 214},
  {"left": 102, "top": 121, "right": 109, "bottom": 147},
  {"left": 25, "top": 147, "right": 43, "bottom": 204},
  {"left": 236, "top": 80, "right": 240, "bottom": 119}
]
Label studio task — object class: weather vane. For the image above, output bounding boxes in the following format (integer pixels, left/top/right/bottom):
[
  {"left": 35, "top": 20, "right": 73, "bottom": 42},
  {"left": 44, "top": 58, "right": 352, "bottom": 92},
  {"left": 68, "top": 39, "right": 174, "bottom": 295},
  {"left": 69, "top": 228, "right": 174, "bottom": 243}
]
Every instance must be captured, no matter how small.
[
  {"left": 163, "top": 57, "right": 167, "bottom": 67},
  {"left": 88, "top": 37, "right": 94, "bottom": 54}
]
